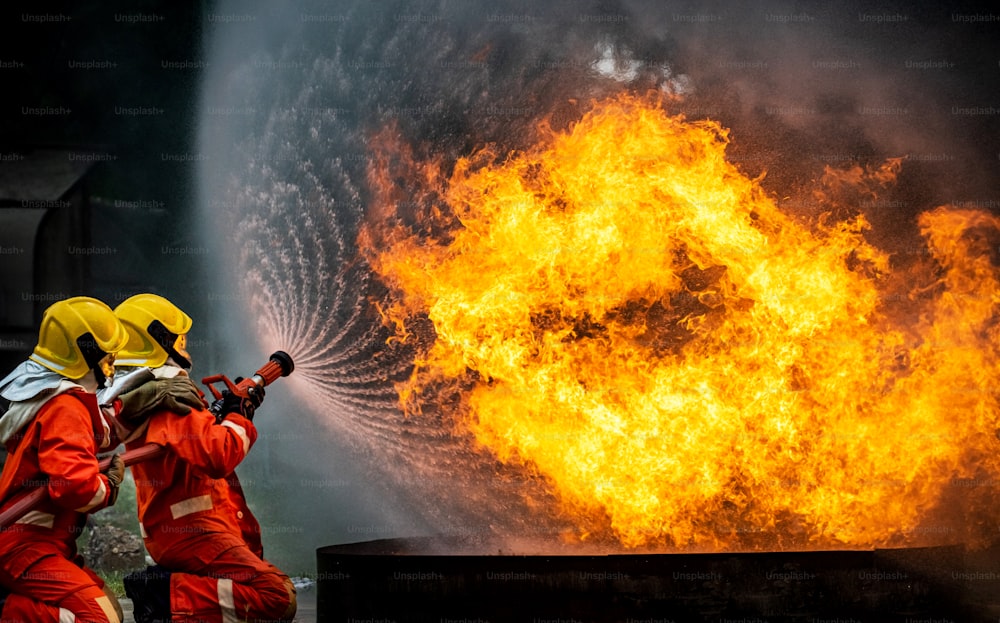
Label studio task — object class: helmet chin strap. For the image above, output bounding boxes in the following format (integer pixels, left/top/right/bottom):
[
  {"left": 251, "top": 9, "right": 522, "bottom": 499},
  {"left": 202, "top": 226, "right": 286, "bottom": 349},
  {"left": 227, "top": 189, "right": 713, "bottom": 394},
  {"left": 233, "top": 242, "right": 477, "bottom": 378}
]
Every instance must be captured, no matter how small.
[
  {"left": 93, "top": 368, "right": 108, "bottom": 389},
  {"left": 166, "top": 348, "right": 192, "bottom": 371},
  {"left": 76, "top": 333, "right": 110, "bottom": 390}
]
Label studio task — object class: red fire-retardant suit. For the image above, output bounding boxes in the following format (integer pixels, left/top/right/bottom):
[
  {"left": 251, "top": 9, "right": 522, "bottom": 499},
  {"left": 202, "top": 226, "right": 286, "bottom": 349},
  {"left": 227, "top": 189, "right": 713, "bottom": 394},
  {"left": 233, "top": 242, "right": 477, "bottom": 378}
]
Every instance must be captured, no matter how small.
[
  {"left": 0, "top": 391, "right": 122, "bottom": 623},
  {"left": 126, "top": 384, "right": 296, "bottom": 622}
]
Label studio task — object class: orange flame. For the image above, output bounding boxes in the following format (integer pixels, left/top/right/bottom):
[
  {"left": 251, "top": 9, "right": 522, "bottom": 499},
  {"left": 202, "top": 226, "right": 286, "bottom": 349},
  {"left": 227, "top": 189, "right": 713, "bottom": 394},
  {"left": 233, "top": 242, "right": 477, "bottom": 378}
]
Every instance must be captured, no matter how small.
[{"left": 361, "top": 93, "right": 1000, "bottom": 551}]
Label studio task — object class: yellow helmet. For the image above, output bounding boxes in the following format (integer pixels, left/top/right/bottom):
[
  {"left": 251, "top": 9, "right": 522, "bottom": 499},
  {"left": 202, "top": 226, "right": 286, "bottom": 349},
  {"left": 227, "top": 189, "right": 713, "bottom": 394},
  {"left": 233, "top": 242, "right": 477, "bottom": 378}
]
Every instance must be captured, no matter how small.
[
  {"left": 30, "top": 296, "right": 129, "bottom": 380},
  {"left": 114, "top": 293, "right": 193, "bottom": 369}
]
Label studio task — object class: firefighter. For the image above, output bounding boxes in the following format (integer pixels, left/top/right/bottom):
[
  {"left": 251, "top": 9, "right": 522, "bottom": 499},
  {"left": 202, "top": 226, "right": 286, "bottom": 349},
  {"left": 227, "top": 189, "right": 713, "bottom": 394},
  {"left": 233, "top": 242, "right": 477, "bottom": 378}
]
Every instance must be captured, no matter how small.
[
  {"left": 111, "top": 293, "right": 296, "bottom": 623},
  {"left": 0, "top": 296, "right": 201, "bottom": 623}
]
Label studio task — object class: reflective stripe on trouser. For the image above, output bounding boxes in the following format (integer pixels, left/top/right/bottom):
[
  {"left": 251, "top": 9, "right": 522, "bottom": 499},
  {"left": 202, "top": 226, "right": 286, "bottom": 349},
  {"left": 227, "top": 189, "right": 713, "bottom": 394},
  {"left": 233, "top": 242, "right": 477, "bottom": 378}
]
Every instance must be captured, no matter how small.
[
  {"left": 167, "top": 543, "right": 296, "bottom": 622},
  {"left": 0, "top": 568, "right": 119, "bottom": 623}
]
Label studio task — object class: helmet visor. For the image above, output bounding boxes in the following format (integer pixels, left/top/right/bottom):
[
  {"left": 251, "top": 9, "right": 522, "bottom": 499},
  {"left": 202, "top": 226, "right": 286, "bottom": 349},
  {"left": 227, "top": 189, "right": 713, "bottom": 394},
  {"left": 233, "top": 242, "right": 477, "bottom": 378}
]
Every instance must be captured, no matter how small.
[{"left": 147, "top": 319, "right": 192, "bottom": 369}]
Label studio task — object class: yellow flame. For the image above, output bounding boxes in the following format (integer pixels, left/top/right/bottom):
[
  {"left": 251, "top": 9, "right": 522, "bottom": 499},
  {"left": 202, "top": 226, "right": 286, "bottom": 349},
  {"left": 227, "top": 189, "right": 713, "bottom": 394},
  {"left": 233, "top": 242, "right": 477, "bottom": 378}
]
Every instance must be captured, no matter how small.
[{"left": 363, "top": 93, "right": 1000, "bottom": 550}]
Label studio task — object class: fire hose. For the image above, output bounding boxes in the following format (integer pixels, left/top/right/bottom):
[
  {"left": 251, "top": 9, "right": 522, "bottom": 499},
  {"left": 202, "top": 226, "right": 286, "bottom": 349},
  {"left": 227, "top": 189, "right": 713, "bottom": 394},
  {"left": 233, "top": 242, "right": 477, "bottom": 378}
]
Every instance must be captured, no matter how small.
[{"left": 0, "top": 351, "right": 294, "bottom": 532}]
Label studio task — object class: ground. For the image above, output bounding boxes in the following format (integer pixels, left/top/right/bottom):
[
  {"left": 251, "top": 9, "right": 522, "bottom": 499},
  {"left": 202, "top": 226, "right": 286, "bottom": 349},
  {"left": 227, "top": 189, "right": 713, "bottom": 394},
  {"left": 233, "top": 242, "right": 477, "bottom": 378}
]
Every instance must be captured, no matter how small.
[{"left": 117, "top": 591, "right": 316, "bottom": 623}]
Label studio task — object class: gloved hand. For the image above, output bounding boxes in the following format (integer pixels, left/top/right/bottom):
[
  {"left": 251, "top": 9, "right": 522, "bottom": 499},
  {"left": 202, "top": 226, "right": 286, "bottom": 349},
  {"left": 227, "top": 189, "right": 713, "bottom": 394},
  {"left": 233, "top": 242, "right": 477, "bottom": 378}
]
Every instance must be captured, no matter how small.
[
  {"left": 102, "top": 453, "right": 125, "bottom": 506},
  {"left": 214, "top": 383, "right": 265, "bottom": 421},
  {"left": 119, "top": 376, "right": 205, "bottom": 423}
]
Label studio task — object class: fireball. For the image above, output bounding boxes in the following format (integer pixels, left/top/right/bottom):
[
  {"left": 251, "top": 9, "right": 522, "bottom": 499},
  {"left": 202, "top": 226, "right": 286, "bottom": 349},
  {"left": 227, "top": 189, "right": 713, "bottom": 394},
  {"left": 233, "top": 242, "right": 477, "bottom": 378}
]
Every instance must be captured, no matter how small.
[{"left": 362, "top": 93, "right": 1000, "bottom": 551}]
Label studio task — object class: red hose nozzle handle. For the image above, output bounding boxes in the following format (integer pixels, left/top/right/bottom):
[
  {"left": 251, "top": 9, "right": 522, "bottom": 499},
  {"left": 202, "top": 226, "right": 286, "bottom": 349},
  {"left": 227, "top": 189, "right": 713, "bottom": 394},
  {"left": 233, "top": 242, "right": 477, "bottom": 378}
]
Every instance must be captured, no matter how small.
[
  {"left": 202, "top": 350, "right": 295, "bottom": 404},
  {"left": 256, "top": 350, "right": 294, "bottom": 386}
]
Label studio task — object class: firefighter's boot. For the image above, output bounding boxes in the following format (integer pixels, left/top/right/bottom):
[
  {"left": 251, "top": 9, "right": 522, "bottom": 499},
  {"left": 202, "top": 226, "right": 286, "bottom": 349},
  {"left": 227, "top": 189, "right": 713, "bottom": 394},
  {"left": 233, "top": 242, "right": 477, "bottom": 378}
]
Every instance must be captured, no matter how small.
[{"left": 124, "top": 565, "right": 172, "bottom": 623}]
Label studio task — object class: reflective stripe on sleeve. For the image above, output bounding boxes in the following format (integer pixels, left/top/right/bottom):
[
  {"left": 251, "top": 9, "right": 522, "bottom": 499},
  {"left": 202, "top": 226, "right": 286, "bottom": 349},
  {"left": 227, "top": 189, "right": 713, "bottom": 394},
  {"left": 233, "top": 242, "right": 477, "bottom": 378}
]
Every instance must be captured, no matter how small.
[
  {"left": 220, "top": 419, "right": 251, "bottom": 455},
  {"left": 75, "top": 478, "right": 108, "bottom": 512},
  {"left": 15, "top": 510, "right": 55, "bottom": 529},
  {"left": 170, "top": 494, "right": 213, "bottom": 519},
  {"left": 218, "top": 578, "right": 239, "bottom": 623}
]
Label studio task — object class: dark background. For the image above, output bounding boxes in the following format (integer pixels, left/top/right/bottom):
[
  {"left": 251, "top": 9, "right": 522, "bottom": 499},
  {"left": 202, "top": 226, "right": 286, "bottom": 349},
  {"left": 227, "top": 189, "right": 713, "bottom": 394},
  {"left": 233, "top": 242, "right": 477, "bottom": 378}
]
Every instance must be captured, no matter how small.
[{"left": 0, "top": 1, "right": 209, "bottom": 366}]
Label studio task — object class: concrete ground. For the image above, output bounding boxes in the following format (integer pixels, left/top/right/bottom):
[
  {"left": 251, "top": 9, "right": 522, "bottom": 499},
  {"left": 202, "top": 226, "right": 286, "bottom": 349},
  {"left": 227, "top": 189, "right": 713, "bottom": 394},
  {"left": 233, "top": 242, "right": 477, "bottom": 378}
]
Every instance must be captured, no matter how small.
[{"left": 119, "top": 589, "right": 317, "bottom": 623}]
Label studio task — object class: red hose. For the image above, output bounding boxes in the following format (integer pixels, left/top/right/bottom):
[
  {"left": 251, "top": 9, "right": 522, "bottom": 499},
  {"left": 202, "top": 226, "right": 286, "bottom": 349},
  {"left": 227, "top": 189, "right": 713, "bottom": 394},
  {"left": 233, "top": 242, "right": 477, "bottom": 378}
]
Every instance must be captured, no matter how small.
[{"left": 0, "top": 443, "right": 165, "bottom": 531}]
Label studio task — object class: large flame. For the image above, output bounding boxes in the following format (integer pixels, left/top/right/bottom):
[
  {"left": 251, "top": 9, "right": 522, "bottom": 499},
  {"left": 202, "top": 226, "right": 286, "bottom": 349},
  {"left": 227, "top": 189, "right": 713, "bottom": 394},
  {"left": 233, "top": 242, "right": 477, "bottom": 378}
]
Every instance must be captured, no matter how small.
[{"left": 361, "top": 93, "right": 1000, "bottom": 551}]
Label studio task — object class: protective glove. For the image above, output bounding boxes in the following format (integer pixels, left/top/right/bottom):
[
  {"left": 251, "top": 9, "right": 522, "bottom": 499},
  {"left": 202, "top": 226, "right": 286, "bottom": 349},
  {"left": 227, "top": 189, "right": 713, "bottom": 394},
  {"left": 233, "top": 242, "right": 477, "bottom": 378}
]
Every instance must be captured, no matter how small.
[
  {"left": 213, "top": 382, "right": 265, "bottom": 421},
  {"left": 102, "top": 453, "right": 125, "bottom": 507},
  {"left": 119, "top": 376, "right": 205, "bottom": 423}
]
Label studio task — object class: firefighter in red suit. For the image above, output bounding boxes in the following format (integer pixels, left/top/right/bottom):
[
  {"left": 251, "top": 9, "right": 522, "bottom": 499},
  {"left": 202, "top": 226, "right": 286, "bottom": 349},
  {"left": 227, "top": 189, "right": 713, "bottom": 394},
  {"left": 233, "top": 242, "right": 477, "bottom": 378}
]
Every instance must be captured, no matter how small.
[
  {"left": 0, "top": 296, "right": 201, "bottom": 623},
  {"left": 112, "top": 294, "right": 296, "bottom": 623}
]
